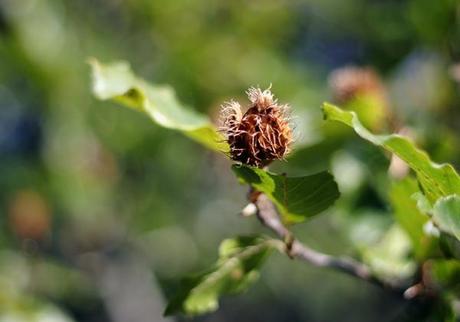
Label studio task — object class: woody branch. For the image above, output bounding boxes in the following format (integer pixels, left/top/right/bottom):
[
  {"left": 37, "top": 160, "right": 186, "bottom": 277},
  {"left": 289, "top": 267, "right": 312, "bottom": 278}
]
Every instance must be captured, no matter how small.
[{"left": 249, "top": 191, "right": 409, "bottom": 295}]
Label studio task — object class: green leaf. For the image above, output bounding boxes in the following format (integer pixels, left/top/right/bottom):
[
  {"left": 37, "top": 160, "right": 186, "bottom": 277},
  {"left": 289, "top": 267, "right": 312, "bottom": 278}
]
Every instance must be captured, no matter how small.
[
  {"left": 412, "top": 191, "right": 434, "bottom": 215},
  {"left": 164, "top": 236, "right": 273, "bottom": 316},
  {"left": 89, "top": 59, "right": 228, "bottom": 152},
  {"left": 232, "top": 165, "right": 340, "bottom": 224},
  {"left": 433, "top": 195, "right": 460, "bottom": 242},
  {"left": 389, "top": 178, "right": 434, "bottom": 259},
  {"left": 429, "top": 259, "right": 460, "bottom": 290},
  {"left": 322, "top": 102, "right": 460, "bottom": 203}
]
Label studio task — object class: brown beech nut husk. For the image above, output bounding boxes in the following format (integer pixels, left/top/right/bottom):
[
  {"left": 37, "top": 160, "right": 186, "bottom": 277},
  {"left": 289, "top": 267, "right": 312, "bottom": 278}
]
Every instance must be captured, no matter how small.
[{"left": 220, "top": 87, "right": 293, "bottom": 167}]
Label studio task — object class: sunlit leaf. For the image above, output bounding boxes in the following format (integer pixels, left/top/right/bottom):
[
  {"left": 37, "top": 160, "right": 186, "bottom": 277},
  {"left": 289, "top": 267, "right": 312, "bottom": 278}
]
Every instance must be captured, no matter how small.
[
  {"left": 412, "top": 192, "right": 433, "bottom": 215},
  {"left": 433, "top": 195, "right": 460, "bottom": 242},
  {"left": 322, "top": 102, "right": 460, "bottom": 203},
  {"left": 164, "top": 236, "right": 274, "bottom": 316},
  {"left": 389, "top": 178, "right": 435, "bottom": 259},
  {"left": 232, "top": 165, "right": 340, "bottom": 224},
  {"left": 89, "top": 59, "right": 228, "bottom": 152}
]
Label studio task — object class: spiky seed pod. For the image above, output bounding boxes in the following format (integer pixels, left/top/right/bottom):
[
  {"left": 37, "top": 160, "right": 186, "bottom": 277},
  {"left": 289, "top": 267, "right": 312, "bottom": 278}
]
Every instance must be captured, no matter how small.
[{"left": 220, "top": 87, "right": 292, "bottom": 167}]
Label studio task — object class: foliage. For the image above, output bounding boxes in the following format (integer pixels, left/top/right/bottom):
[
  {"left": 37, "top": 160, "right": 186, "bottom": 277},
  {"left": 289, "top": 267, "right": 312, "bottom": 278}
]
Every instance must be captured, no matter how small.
[
  {"left": 92, "top": 62, "right": 460, "bottom": 315},
  {"left": 89, "top": 61, "right": 460, "bottom": 319},
  {"left": 433, "top": 196, "right": 460, "bottom": 242},
  {"left": 164, "top": 236, "right": 274, "bottom": 316},
  {"left": 232, "top": 165, "right": 339, "bottom": 224},
  {"left": 3, "top": 1, "right": 460, "bottom": 321},
  {"left": 322, "top": 103, "right": 460, "bottom": 203},
  {"left": 389, "top": 178, "right": 435, "bottom": 259},
  {"left": 90, "top": 59, "right": 228, "bottom": 152}
]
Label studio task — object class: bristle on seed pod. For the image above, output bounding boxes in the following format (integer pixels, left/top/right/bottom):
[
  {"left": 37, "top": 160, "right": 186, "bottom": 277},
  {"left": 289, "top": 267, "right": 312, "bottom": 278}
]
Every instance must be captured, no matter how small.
[{"left": 220, "top": 87, "right": 293, "bottom": 167}]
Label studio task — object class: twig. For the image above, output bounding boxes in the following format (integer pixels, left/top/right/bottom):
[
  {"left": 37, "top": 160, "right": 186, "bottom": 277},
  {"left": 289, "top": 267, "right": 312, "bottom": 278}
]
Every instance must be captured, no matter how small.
[{"left": 251, "top": 191, "right": 407, "bottom": 293}]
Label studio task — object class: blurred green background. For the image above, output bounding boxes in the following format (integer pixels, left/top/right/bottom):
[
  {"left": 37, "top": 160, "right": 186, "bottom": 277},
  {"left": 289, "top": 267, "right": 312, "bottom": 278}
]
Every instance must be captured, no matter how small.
[{"left": 0, "top": 0, "right": 460, "bottom": 321}]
